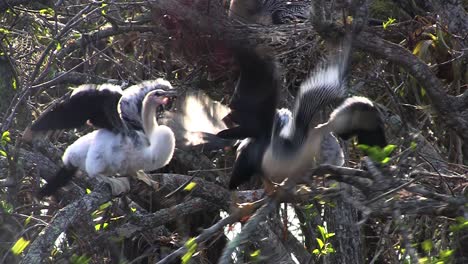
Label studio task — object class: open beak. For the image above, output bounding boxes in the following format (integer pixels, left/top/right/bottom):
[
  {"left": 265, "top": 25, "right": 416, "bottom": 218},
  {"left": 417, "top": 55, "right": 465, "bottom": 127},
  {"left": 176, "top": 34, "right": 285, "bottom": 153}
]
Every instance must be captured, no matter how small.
[{"left": 162, "top": 90, "right": 179, "bottom": 97}]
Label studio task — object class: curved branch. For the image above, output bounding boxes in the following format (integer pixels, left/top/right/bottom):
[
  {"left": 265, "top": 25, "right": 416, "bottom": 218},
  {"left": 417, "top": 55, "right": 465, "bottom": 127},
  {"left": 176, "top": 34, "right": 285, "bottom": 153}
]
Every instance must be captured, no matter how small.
[{"left": 21, "top": 183, "right": 113, "bottom": 264}]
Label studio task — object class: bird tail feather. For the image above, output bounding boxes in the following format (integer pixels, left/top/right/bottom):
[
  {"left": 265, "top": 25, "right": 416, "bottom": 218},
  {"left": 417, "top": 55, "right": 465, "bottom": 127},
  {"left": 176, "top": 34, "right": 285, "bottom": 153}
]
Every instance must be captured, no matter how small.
[
  {"left": 38, "top": 165, "right": 77, "bottom": 198},
  {"left": 327, "top": 96, "right": 387, "bottom": 147}
]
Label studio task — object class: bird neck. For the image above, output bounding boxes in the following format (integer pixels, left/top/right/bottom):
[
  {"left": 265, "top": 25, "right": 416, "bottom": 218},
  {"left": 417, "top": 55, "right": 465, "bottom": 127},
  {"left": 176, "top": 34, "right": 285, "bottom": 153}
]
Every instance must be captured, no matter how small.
[{"left": 142, "top": 99, "right": 159, "bottom": 138}]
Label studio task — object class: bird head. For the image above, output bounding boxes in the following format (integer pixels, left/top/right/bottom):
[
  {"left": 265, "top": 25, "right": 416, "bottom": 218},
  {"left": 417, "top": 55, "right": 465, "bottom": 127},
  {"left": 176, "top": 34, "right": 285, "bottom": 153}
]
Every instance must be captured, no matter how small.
[{"left": 146, "top": 89, "right": 178, "bottom": 106}]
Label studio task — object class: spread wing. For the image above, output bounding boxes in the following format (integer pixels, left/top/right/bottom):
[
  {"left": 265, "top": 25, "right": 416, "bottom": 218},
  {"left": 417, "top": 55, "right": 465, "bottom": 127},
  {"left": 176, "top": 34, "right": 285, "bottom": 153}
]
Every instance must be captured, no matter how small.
[
  {"left": 30, "top": 84, "right": 123, "bottom": 132},
  {"left": 217, "top": 46, "right": 280, "bottom": 140},
  {"left": 159, "top": 90, "right": 234, "bottom": 151}
]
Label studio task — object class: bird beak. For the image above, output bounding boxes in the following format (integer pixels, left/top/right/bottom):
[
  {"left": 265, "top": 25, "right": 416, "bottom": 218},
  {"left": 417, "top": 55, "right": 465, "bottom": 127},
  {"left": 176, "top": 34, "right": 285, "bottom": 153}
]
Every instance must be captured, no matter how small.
[{"left": 163, "top": 90, "right": 178, "bottom": 97}]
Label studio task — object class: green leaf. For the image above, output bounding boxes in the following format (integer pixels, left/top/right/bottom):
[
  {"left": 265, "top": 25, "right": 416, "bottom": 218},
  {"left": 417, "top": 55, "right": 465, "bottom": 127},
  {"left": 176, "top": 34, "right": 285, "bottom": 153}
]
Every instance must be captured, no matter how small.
[
  {"left": 419, "top": 257, "right": 429, "bottom": 264},
  {"left": 316, "top": 238, "right": 324, "bottom": 249},
  {"left": 382, "top": 144, "right": 396, "bottom": 157},
  {"left": 99, "top": 201, "right": 111, "bottom": 211},
  {"left": 326, "top": 247, "right": 335, "bottom": 253},
  {"left": 12, "top": 78, "right": 16, "bottom": 90},
  {"left": 2, "top": 131, "right": 10, "bottom": 142},
  {"left": 450, "top": 217, "right": 468, "bottom": 232},
  {"left": 85, "top": 188, "right": 91, "bottom": 194},
  {"left": 24, "top": 215, "right": 32, "bottom": 226},
  {"left": 312, "top": 249, "right": 320, "bottom": 255},
  {"left": 250, "top": 249, "right": 261, "bottom": 258},
  {"left": 421, "top": 240, "right": 433, "bottom": 252},
  {"left": 55, "top": 41, "right": 62, "bottom": 52},
  {"left": 317, "top": 225, "right": 326, "bottom": 240},
  {"left": 439, "top": 249, "right": 454, "bottom": 259},
  {"left": 184, "top": 182, "right": 197, "bottom": 191},
  {"left": 0, "top": 150, "right": 6, "bottom": 157},
  {"left": 1, "top": 200, "right": 13, "bottom": 214},
  {"left": 382, "top": 17, "right": 396, "bottom": 30},
  {"left": 39, "top": 8, "right": 55, "bottom": 16},
  {"left": 182, "top": 238, "right": 198, "bottom": 264},
  {"left": 130, "top": 207, "right": 137, "bottom": 212},
  {"left": 325, "top": 232, "right": 335, "bottom": 239},
  {"left": 356, "top": 144, "right": 370, "bottom": 151},
  {"left": 410, "top": 141, "right": 417, "bottom": 150},
  {"left": 11, "top": 237, "right": 30, "bottom": 255},
  {"left": 94, "top": 222, "right": 108, "bottom": 231},
  {"left": 70, "top": 254, "right": 91, "bottom": 264},
  {"left": 101, "top": 3, "right": 108, "bottom": 15},
  {"left": 0, "top": 28, "right": 11, "bottom": 34},
  {"left": 381, "top": 157, "right": 391, "bottom": 164}
]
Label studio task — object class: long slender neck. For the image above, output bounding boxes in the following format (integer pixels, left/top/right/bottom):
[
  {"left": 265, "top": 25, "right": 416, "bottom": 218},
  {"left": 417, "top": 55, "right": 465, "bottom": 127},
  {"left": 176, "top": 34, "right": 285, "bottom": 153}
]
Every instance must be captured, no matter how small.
[{"left": 141, "top": 99, "right": 159, "bottom": 137}]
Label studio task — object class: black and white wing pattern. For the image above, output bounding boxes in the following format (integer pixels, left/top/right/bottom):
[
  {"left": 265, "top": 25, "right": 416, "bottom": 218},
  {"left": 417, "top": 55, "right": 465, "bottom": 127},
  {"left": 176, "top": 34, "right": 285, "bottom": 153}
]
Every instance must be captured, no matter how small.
[{"left": 31, "top": 84, "right": 123, "bottom": 132}]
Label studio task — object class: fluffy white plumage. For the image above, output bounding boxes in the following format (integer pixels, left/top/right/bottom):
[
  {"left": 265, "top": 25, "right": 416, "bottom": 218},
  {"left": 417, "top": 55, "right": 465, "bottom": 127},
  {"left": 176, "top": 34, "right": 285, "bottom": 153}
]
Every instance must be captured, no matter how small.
[{"left": 34, "top": 81, "right": 177, "bottom": 197}]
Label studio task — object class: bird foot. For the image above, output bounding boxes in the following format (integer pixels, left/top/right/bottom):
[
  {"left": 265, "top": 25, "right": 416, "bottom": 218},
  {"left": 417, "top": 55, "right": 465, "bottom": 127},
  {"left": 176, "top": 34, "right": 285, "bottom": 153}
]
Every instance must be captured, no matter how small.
[{"left": 98, "top": 176, "right": 130, "bottom": 196}]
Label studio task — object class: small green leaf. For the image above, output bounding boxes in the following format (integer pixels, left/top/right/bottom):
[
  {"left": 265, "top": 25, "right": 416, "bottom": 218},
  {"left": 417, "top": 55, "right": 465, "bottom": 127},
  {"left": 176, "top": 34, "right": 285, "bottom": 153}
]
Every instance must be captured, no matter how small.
[
  {"left": 11, "top": 237, "right": 30, "bottom": 255},
  {"left": 130, "top": 207, "right": 137, "bottom": 212},
  {"left": 383, "top": 17, "right": 396, "bottom": 30},
  {"left": 439, "top": 249, "right": 454, "bottom": 259},
  {"left": 317, "top": 225, "right": 326, "bottom": 240},
  {"left": 39, "top": 8, "right": 55, "bottom": 16},
  {"left": 11, "top": 78, "right": 16, "bottom": 90},
  {"left": 70, "top": 254, "right": 91, "bottom": 264},
  {"left": 421, "top": 240, "right": 433, "bottom": 252},
  {"left": 450, "top": 217, "right": 468, "bottom": 232},
  {"left": 0, "top": 150, "right": 6, "bottom": 157},
  {"left": 0, "top": 28, "right": 11, "bottom": 34},
  {"left": 85, "top": 188, "right": 91, "bottom": 194},
  {"left": 382, "top": 144, "right": 396, "bottom": 156},
  {"left": 250, "top": 249, "right": 261, "bottom": 258},
  {"left": 410, "top": 141, "right": 417, "bottom": 150},
  {"left": 312, "top": 249, "right": 320, "bottom": 255},
  {"left": 24, "top": 215, "right": 32, "bottom": 226},
  {"left": 381, "top": 157, "right": 391, "bottom": 164},
  {"left": 99, "top": 201, "right": 111, "bottom": 211},
  {"left": 316, "top": 238, "right": 324, "bottom": 249},
  {"left": 101, "top": 3, "right": 108, "bottom": 15},
  {"left": 1, "top": 200, "right": 13, "bottom": 213},
  {"left": 325, "top": 232, "right": 335, "bottom": 239},
  {"left": 94, "top": 222, "right": 108, "bottom": 231},
  {"left": 184, "top": 182, "right": 197, "bottom": 191},
  {"left": 356, "top": 144, "right": 370, "bottom": 151},
  {"left": 182, "top": 237, "right": 198, "bottom": 264},
  {"left": 2, "top": 131, "right": 10, "bottom": 141},
  {"left": 419, "top": 257, "right": 429, "bottom": 264},
  {"left": 55, "top": 41, "right": 62, "bottom": 52},
  {"left": 327, "top": 247, "right": 335, "bottom": 253}
]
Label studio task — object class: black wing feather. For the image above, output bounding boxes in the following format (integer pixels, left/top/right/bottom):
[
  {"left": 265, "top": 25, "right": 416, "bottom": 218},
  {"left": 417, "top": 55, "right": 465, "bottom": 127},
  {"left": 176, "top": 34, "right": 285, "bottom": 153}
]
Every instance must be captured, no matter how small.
[
  {"left": 31, "top": 85, "right": 123, "bottom": 132},
  {"left": 217, "top": 46, "right": 280, "bottom": 140}
]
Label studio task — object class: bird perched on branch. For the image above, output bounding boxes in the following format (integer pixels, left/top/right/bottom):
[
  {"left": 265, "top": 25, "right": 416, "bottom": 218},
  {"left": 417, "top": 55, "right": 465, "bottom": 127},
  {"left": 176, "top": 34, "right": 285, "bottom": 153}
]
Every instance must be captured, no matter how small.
[
  {"left": 228, "top": 0, "right": 311, "bottom": 25},
  {"left": 217, "top": 42, "right": 386, "bottom": 190},
  {"left": 27, "top": 79, "right": 177, "bottom": 197}
]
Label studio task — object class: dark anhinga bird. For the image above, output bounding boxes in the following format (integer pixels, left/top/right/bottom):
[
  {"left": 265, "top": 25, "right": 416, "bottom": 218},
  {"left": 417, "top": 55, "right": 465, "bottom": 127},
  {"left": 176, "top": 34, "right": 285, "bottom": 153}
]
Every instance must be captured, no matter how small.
[
  {"left": 229, "top": 0, "right": 311, "bottom": 25},
  {"left": 217, "top": 44, "right": 387, "bottom": 189},
  {"left": 28, "top": 79, "right": 177, "bottom": 197}
]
